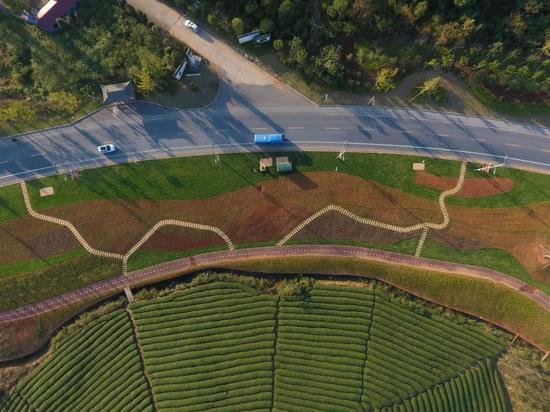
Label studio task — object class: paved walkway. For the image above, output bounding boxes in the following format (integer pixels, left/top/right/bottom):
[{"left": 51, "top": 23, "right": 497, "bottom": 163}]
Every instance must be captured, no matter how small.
[{"left": 1, "top": 245, "right": 548, "bottom": 324}]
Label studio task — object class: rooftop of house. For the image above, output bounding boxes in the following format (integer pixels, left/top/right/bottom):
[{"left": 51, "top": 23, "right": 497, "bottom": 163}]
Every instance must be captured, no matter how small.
[{"left": 36, "top": 0, "right": 78, "bottom": 32}]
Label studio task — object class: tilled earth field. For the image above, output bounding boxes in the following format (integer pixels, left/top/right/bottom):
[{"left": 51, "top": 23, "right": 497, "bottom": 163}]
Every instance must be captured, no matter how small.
[{"left": 1, "top": 171, "right": 549, "bottom": 284}]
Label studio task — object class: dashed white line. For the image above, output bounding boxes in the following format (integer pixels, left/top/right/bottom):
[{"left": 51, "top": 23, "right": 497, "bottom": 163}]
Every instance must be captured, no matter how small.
[
  {"left": 325, "top": 127, "right": 340, "bottom": 130},
  {"left": 30, "top": 153, "right": 45, "bottom": 158},
  {"left": 0, "top": 160, "right": 8, "bottom": 165},
  {"left": 288, "top": 126, "right": 304, "bottom": 130},
  {"left": 252, "top": 127, "right": 268, "bottom": 131},
  {"left": 505, "top": 143, "right": 521, "bottom": 148}
]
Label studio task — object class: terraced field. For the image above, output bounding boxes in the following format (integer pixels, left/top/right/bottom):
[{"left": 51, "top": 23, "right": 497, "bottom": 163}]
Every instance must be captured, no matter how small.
[
  {"left": 130, "top": 282, "right": 278, "bottom": 411},
  {"left": 0, "top": 310, "right": 153, "bottom": 412},
  {"left": 1, "top": 281, "right": 509, "bottom": 411}
]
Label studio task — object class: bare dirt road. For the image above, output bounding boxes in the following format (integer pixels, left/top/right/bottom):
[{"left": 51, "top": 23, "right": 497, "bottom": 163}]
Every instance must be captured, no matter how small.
[{"left": 127, "top": 0, "right": 280, "bottom": 87}]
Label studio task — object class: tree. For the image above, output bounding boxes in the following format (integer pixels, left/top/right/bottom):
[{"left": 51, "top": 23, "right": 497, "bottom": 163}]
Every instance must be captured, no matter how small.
[
  {"left": 316, "top": 44, "right": 344, "bottom": 85},
  {"left": 260, "top": 18, "right": 275, "bottom": 34},
  {"left": 231, "top": 17, "right": 245, "bottom": 36},
  {"left": 273, "top": 39, "right": 284, "bottom": 51},
  {"left": 0, "top": 101, "right": 36, "bottom": 123},
  {"left": 410, "top": 76, "right": 444, "bottom": 103},
  {"left": 278, "top": 0, "right": 297, "bottom": 27},
  {"left": 374, "top": 67, "right": 399, "bottom": 92},
  {"left": 47, "top": 91, "right": 80, "bottom": 114},
  {"left": 136, "top": 68, "right": 155, "bottom": 94},
  {"left": 289, "top": 37, "right": 308, "bottom": 67}
]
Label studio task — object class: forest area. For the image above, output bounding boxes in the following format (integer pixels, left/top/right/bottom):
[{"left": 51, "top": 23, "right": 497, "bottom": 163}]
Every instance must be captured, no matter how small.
[
  {"left": 0, "top": 0, "right": 183, "bottom": 133},
  {"left": 0, "top": 0, "right": 548, "bottom": 134},
  {"left": 173, "top": 0, "right": 549, "bottom": 108}
]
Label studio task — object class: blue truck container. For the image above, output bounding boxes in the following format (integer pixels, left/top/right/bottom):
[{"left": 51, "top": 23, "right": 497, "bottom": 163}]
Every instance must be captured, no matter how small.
[{"left": 254, "top": 133, "right": 284, "bottom": 144}]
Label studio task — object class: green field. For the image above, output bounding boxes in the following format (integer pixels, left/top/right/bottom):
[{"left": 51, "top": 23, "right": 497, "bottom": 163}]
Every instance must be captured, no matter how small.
[
  {"left": 0, "top": 310, "right": 154, "bottom": 411},
  {"left": 1, "top": 281, "right": 511, "bottom": 411},
  {"left": 0, "top": 152, "right": 543, "bottom": 225}
]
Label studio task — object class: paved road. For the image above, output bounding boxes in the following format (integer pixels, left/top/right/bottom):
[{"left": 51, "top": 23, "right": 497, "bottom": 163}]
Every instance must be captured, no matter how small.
[
  {"left": 1, "top": 0, "right": 549, "bottom": 184},
  {"left": 1, "top": 96, "right": 550, "bottom": 187},
  {"left": 1, "top": 245, "right": 548, "bottom": 324}
]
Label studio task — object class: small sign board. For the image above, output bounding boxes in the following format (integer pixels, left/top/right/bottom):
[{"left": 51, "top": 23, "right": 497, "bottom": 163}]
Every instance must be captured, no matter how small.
[
  {"left": 40, "top": 186, "right": 54, "bottom": 197},
  {"left": 173, "top": 60, "right": 188, "bottom": 80},
  {"left": 412, "top": 162, "right": 425, "bottom": 171}
]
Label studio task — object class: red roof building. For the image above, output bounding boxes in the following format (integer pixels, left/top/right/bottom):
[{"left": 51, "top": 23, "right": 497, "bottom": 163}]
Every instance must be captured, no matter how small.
[{"left": 36, "top": 0, "right": 78, "bottom": 32}]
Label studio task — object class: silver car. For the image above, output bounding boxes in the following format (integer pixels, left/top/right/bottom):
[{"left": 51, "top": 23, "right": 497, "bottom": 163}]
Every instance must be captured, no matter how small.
[
  {"left": 184, "top": 19, "right": 199, "bottom": 32},
  {"left": 97, "top": 144, "right": 116, "bottom": 153}
]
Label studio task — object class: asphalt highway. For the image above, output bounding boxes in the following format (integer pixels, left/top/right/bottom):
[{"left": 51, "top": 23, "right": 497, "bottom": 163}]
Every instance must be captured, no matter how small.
[{"left": 1, "top": 81, "right": 550, "bottom": 187}]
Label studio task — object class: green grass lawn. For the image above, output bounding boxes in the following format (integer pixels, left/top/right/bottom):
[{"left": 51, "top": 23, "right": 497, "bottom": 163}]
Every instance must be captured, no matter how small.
[
  {"left": 0, "top": 254, "right": 120, "bottom": 310},
  {"left": 0, "top": 184, "right": 26, "bottom": 223},
  {"left": 0, "top": 248, "right": 87, "bottom": 279},
  {"left": 20, "top": 152, "right": 550, "bottom": 217}
]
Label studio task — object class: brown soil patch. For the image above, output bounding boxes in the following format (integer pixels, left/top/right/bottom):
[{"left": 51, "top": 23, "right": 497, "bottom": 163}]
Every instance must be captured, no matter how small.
[
  {"left": 293, "top": 212, "right": 414, "bottom": 244},
  {"left": 0, "top": 217, "right": 79, "bottom": 265},
  {"left": 2, "top": 171, "right": 549, "bottom": 288},
  {"left": 415, "top": 171, "right": 514, "bottom": 197},
  {"left": 40, "top": 172, "right": 442, "bottom": 254}
]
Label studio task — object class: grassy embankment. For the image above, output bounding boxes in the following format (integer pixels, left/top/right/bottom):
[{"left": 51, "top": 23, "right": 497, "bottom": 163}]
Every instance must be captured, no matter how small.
[{"left": 226, "top": 257, "right": 550, "bottom": 352}]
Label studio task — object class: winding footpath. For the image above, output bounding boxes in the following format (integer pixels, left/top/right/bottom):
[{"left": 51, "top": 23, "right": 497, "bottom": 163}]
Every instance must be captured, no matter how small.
[
  {"left": 1, "top": 245, "right": 549, "bottom": 325},
  {"left": 20, "top": 182, "right": 234, "bottom": 275},
  {"left": 277, "top": 162, "right": 466, "bottom": 254}
]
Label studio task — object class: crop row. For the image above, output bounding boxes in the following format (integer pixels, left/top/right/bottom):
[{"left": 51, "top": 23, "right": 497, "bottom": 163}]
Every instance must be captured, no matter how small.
[
  {"left": 373, "top": 359, "right": 507, "bottom": 412},
  {"left": 2, "top": 310, "right": 153, "bottom": 412},
  {"left": 363, "top": 294, "right": 504, "bottom": 408},
  {"left": 274, "top": 285, "right": 374, "bottom": 411},
  {"left": 132, "top": 282, "right": 277, "bottom": 411}
]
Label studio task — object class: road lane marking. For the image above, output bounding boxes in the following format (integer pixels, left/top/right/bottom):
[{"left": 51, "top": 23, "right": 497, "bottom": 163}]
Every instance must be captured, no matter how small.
[
  {"left": 288, "top": 126, "right": 304, "bottom": 130},
  {"left": 1, "top": 140, "right": 549, "bottom": 183},
  {"left": 324, "top": 127, "right": 340, "bottom": 130},
  {"left": 0, "top": 160, "right": 8, "bottom": 165},
  {"left": 252, "top": 127, "right": 268, "bottom": 131},
  {"left": 30, "top": 153, "right": 45, "bottom": 157},
  {"left": 504, "top": 143, "right": 521, "bottom": 148},
  {"left": 323, "top": 112, "right": 550, "bottom": 138}
]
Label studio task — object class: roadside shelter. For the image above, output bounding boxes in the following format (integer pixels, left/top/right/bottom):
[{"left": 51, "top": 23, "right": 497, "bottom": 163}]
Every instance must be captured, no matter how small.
[{"left": 100, "top": 81, "right": 136, "bottom": 105}]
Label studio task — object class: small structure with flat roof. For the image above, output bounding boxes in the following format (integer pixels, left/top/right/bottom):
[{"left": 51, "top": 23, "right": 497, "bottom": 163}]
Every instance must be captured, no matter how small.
[
  {"left": 413, "top": 161, "right": 425, "bottom": 171},
  {"left": 100, "top": 81, "right": 135, "bottom": 105},
  {"left": 259, "top": 157, "right": 273, "bottom": 172},
  {"left": 276, "top": 156, "right": 293, "bottom": 173},
  {"left": 39, "top": 186, "right": 55, "bottom": 197}
]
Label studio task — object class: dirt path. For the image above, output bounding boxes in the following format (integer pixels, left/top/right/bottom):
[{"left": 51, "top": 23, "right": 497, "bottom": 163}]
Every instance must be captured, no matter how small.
[{"left": 126, "top": 0, "right": 278, "bottom": 87}]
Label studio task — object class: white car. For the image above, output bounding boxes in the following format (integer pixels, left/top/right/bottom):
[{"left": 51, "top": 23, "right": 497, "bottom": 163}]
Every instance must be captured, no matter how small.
[
  {"left": 97, "top": 144, "right": 116, "bottom": 154},
  {"left": 184, "top": 19, "right": 199, "bottom": 32}
]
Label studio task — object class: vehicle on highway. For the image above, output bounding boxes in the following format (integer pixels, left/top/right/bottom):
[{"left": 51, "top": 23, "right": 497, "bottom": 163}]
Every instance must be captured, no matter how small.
[
  {"left": 97, "top": 144, "right": 116, "bottom": 153},
  {"left": 254, "top": 133, "right": 284, "bottom": 144},
  {"left": 184, "top": 19, "right": 199, "bottom": 32}
]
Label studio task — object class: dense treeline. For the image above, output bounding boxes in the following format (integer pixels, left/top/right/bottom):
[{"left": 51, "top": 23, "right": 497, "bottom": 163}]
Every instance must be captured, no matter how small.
[
  {"left": 174, "top": 0, "right": 549, "bottom": 104},
  {"left": 0, "top": 0, "right": 181, "bottom": 122}
]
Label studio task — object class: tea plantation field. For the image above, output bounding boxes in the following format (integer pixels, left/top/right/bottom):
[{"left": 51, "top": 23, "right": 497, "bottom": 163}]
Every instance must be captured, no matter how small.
[{"left": 1, "top": 281, "right": 508, "bottom": 411}]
